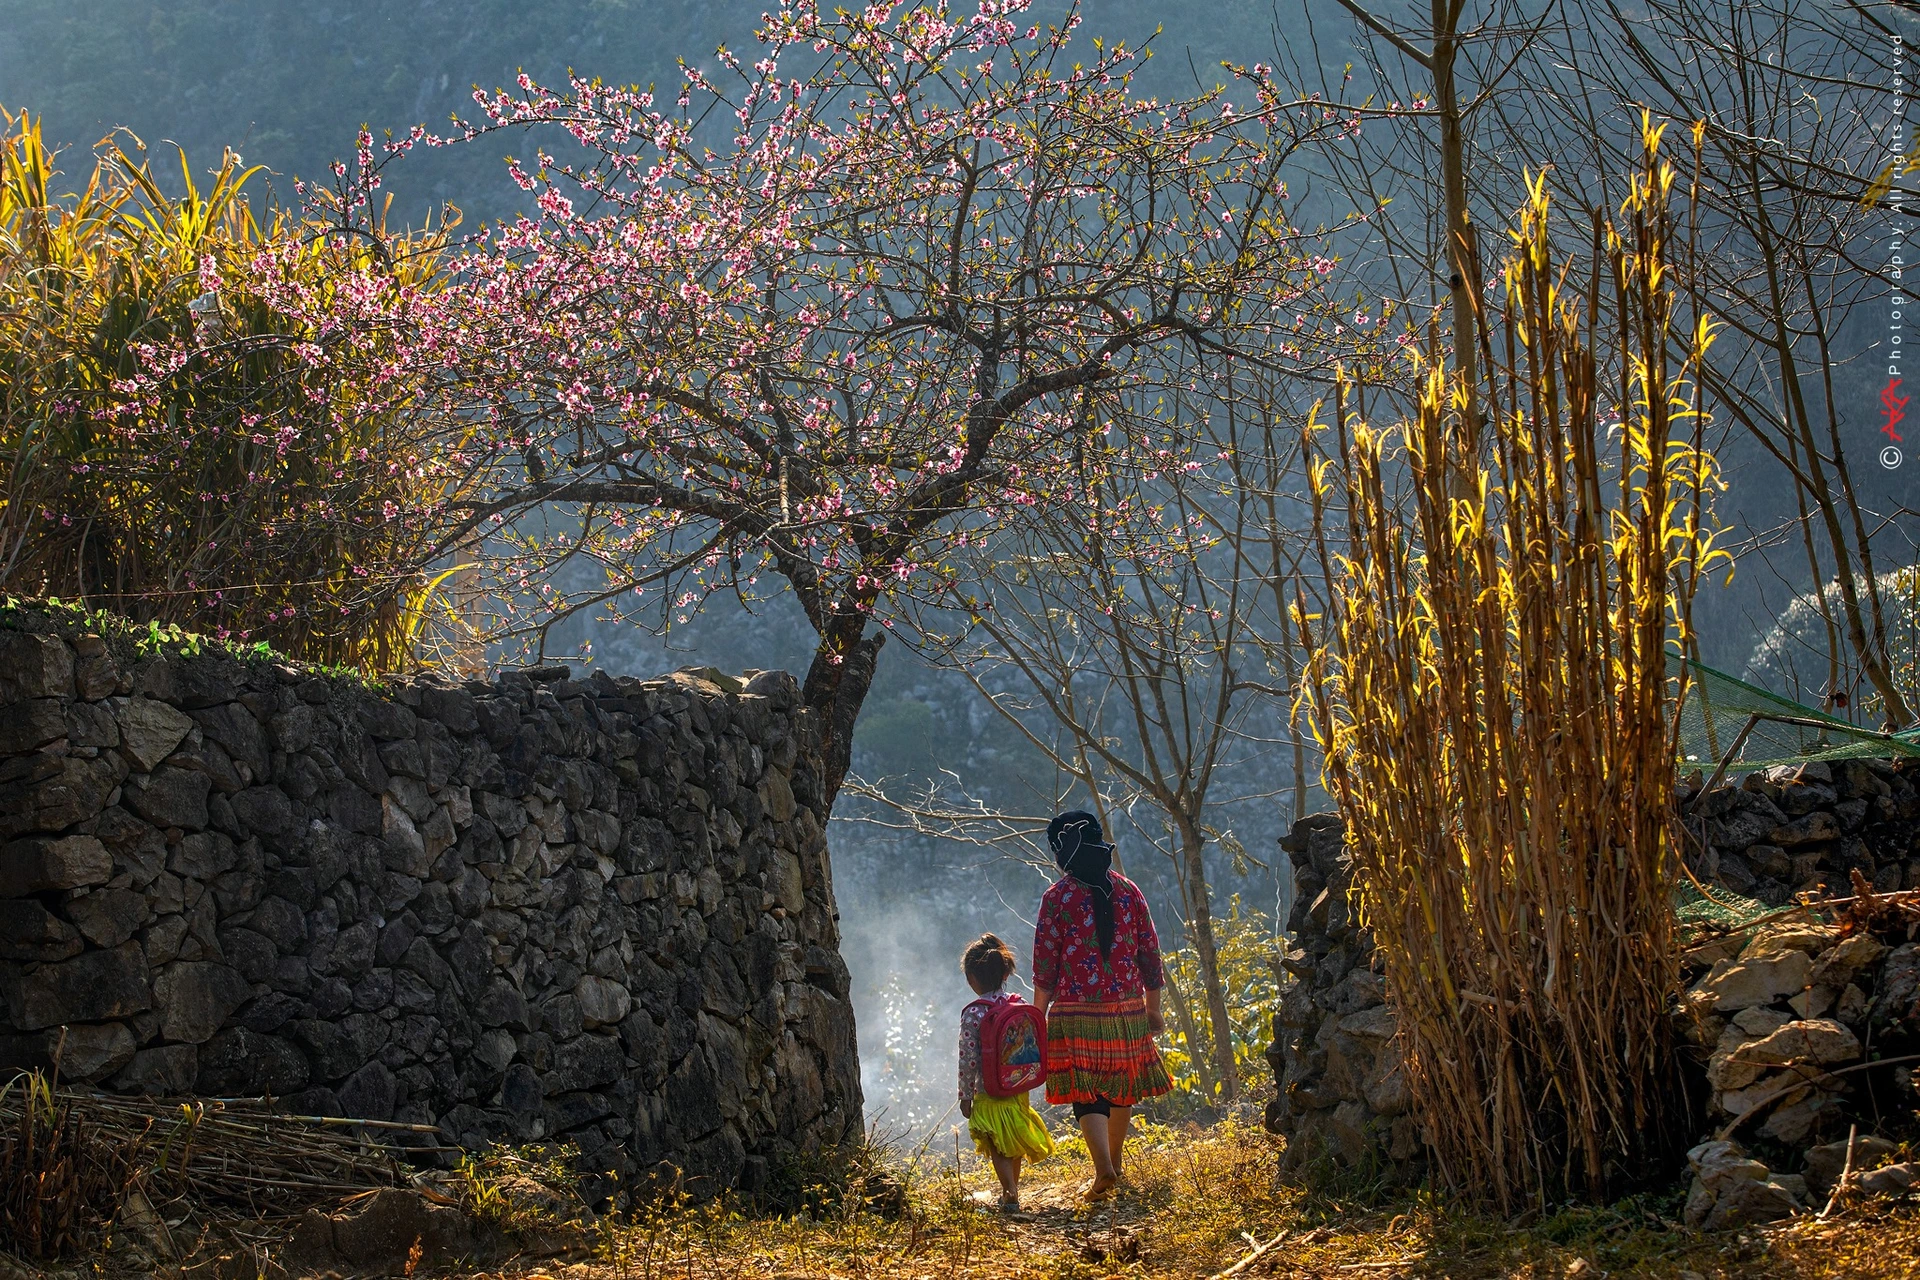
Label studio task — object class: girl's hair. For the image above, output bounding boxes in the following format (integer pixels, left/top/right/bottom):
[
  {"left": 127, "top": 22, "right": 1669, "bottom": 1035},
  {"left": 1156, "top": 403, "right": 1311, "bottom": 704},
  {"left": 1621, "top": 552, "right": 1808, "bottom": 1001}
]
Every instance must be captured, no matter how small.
[{"left": 962, "top": 933, "right": 1017, "bottom": 991}]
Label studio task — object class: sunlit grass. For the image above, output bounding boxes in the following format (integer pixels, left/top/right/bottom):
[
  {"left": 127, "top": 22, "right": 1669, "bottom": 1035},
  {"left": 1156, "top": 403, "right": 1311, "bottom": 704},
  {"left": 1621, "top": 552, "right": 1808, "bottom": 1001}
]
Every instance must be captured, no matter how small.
[{"left": 442, "top": 1122, "right": 1920, "bottom": 1279}]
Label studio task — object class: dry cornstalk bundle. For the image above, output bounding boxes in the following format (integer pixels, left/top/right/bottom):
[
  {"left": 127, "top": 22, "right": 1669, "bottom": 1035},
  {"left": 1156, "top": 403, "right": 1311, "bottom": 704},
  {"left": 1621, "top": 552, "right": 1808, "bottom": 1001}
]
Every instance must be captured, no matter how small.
[
  {"left": 0, "top": 1073, "right": 425, "bottom": 1252},
  {"left": 1299, "top": 119, "right": 1725, "bottom": 1210}
]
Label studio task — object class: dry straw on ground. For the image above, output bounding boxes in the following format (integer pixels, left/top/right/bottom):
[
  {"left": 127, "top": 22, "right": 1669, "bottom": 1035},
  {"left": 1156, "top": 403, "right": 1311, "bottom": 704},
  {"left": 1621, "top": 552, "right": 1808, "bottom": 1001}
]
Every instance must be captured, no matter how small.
[
  {"left": 1299, "top": 118, "right": 1727, "bottom": 1212},
  {"left": 0, "top": 1072, "right": 415, "bottom": 1258}
]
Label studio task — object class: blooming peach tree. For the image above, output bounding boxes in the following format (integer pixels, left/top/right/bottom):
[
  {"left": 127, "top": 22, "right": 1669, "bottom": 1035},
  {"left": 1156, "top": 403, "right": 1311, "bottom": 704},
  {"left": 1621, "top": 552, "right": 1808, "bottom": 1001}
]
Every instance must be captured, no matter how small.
[{"left": 286, "top": 0, "right": 1350, "bottom": 803}]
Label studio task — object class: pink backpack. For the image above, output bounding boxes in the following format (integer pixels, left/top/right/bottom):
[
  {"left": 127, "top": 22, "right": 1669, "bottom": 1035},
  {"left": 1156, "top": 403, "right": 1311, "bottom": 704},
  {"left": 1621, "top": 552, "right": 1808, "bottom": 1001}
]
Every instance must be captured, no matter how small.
[{"left": 968, "top": 995, "right": 1047, "bottom": 1097}]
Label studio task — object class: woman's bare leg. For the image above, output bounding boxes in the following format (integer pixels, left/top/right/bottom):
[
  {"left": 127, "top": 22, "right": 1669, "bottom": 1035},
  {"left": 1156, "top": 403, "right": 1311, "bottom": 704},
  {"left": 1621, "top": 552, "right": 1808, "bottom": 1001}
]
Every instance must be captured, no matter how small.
[
  {"left": 1109, "top": 1105, "right": 1133, "bottom": 1180},
  {"left": 1078, "top": 1113, "right": 1118, "bottom": 1193}
]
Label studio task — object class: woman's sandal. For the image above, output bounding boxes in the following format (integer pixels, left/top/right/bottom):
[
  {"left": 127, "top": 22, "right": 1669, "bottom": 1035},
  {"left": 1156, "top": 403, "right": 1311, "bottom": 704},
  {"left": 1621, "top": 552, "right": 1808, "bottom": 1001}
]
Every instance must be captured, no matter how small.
[{"left": 1083, "top": 1176, "right": 1119, "bottom": 1201}]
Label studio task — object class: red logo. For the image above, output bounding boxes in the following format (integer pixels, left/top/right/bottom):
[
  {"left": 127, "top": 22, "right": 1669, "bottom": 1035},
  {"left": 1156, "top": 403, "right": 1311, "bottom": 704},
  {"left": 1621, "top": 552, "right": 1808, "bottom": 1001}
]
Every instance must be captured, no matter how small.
[{"left": 1881, "top": 378, "right": 1908, "bottom": 443}]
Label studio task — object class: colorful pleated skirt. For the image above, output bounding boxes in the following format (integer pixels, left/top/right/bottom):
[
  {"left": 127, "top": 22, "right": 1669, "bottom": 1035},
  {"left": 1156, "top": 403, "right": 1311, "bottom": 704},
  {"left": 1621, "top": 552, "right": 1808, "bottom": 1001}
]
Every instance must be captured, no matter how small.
[{"left": 1043, "top": 996, "right": 1171, "bottom": 1107}]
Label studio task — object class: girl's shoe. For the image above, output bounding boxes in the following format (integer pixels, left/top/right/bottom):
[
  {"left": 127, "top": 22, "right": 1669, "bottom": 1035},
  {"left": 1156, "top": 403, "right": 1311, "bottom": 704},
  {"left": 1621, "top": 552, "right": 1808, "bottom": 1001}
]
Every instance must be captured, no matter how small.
[
  {"left": 1083, "top": 1175, "right": 1118, "bottom": 1201},
  {"left": 997, "top": 1193, "right": 1021, "bottom": 1214}
]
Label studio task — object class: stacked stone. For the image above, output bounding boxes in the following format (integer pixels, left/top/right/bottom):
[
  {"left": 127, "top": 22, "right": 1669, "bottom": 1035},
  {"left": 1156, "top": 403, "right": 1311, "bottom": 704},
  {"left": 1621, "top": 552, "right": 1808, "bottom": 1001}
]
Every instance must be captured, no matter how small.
[
  {"left": 1682, "top": 759, "right": 1919, "bottom": 905},
  {"left": 1265, "top": 814, "right": 1422, "bottom": 1184},
  {"left": 0, "top": 618, "right": 862, "bottom": 1197},
  {"left": 1684, "top": 920, "right": 1876, "bottom": 1147},
  {"left": 1675, "top": 913, "right": 1920, "bottom": 1224},
  {"left": 1267, "top": 759, "right": 1920, "bottom": 1190}
]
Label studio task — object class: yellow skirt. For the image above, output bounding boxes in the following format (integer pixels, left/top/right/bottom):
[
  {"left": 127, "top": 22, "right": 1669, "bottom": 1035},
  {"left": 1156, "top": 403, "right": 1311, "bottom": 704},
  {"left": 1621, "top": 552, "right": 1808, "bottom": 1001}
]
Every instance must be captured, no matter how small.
[{"left": 969, "top": 1092, "right": 1056, "bottom": 1162}]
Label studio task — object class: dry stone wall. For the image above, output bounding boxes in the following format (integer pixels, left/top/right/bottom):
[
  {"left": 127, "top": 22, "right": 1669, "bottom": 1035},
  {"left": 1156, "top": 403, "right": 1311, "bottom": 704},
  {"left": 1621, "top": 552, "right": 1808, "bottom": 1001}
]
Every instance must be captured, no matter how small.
[
  {"left": 1265, "top": 813, "right": 1422, "bottom": 1185},
  {"left": 1267, "top": 758, "right": 1920, "bottom": 1189},
  {"left": 0, "top": 614, "right": 862, "bottom": 1198}
]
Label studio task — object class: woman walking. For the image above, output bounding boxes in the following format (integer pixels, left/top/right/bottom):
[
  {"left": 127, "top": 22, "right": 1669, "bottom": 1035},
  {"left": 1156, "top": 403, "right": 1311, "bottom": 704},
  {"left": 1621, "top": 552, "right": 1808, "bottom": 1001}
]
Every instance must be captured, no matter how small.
[{"left": 1031, "top": 810, "right": 1171, "bottom": 1199}]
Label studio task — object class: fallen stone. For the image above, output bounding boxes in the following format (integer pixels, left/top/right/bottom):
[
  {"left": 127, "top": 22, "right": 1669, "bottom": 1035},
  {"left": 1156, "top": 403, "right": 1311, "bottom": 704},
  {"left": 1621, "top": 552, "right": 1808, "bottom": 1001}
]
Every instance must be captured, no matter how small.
[
  {"left": 1805, "top": 1135, "right": 1900, "bottom": 1198},
  {"left": 1684, "top": 1142, "right": 1803, "bottom": 1229},
  {"left": 286, "top": 1187, "right": 487, "bottom": 1273},
  {"left": 1683, "top": 1140, "right": 1802, "bottom": 1229},
  {"left": 1852, "top": 1162, "right": 1920, "bottom": 1197}
]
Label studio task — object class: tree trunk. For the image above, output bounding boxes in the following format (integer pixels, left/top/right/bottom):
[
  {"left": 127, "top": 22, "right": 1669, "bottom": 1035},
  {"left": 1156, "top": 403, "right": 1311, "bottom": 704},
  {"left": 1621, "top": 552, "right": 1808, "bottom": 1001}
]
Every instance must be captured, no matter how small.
[
  {"left": 800, "top": 623, "right": 886, "bottom": 812},
  {"left": 1177, "top": 819, "right": 1240, "bottom": 1101},
  {"left": 1431, "top": 0, "right": 1478, "bottom": 460},
  {"left": 1160, "top": 969, "right": 1218, "bottom": 1100}
]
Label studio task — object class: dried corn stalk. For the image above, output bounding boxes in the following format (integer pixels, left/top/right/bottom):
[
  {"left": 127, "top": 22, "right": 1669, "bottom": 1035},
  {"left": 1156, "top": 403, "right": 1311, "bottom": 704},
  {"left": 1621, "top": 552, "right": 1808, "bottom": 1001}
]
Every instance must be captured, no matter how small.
[{"left": 1298, "top": 119, "right": 1725, "bottom": 1210}]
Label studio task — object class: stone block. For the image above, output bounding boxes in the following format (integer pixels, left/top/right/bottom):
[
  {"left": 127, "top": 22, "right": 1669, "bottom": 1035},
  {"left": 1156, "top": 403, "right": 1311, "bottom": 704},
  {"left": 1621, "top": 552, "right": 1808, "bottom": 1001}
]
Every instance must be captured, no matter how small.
[
  {"left": 576, "top": 975, "right": 632, "bottom": 1029},
  {"left": 2, "top": 941, "right": 150, "bottom": 1029},
  {"left": 336, "top": 1060, "right": 398, "bottom": 1121},
  {"left": 0, "top": 1021, "right": 136, "bottom": 1082},
  {"left": 124, "top": 766, "right": 211, "bottom": 829},
  {"left": 112, "top": 1044, "right": 199, "bottom": 1096},
  {"left": 117, "top": 697, "right": 195, "bottom": 771},
  {"left": 0, "top": 633, "right": 73, "bottom": 701},
  {"left": 65, "top": 887, "right": 150, "bottom": 948},
  {"left": 153, "top": 961, "right": 251, "bottom": 1044},
  {"left": 1740, "top": 1018, "right": 1860, "bottom": 1069},
  {"left": 191, "top": 703, "right": 270, "bottom": 777},
  {"left": 1, "top": 698, "right": 70, "bottom": 751},
  {"left": 1, "top": 756, "right": 119, "bottom": 836},
  {"left": 1771, "top": 811, "right": 1842, "bottom": 846},
  {"left": 0, "top": 899, "right": 84, "bottom": 961},
  {"left": 196, "top": 1028, "right": 310, "bottom": 1095},
  {"left": 1696, "top": 950, "right": 1812, "bottom": 1011}
]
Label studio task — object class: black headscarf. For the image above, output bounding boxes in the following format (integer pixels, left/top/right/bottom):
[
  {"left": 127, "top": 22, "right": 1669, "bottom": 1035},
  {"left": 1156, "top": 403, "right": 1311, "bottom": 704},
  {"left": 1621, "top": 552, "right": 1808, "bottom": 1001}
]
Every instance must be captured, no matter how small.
[{"left": 1047, "top": 809, "right": 1116, "bottom": 957}]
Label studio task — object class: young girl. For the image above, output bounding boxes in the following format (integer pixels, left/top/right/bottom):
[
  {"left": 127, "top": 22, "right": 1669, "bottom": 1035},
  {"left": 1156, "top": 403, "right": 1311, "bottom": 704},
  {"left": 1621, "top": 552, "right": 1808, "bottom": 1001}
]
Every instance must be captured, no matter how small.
[{"left": 957, "top": 933, "right": 1056, "bottom": 1212}]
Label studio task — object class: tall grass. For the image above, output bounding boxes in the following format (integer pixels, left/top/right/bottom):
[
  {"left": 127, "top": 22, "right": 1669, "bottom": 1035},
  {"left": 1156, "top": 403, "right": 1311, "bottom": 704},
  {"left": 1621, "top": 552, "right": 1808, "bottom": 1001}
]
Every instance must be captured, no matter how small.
[
  {"left": 0, "top": 1071, "right": 142, "bottom": 1259},
  {"left": 1297, "top": 120, "right": 1724, "bottom": 1210},
  {"left": 0, "top": 107, "right": 467, "bottom": 672}
]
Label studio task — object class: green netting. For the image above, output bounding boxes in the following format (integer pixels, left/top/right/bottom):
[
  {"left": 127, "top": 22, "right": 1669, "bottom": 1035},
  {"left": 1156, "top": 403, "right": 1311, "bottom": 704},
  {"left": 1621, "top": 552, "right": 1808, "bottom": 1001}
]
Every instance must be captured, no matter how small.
[
  {"left": 1672, "top": 877, "right": 1772, "bottom": 932},
  {"left": 1671, "top": 652, "right": 1920, "bottom": 773}
]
